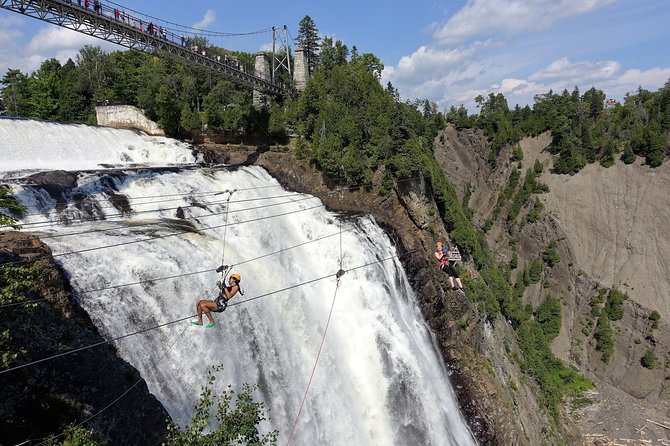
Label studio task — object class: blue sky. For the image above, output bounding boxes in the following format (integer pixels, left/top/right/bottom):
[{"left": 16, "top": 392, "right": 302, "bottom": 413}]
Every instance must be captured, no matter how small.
[{"left": 1, "top": 0, "right": 669, "bottom": 111}]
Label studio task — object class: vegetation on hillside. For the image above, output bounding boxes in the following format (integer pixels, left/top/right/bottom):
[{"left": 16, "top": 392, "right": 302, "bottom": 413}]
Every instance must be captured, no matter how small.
[{"left": 446, "top": 82, "right": 670, "bottom": 173}]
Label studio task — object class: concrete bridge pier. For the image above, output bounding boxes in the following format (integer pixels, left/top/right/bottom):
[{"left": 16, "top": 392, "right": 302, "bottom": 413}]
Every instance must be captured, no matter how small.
[
  {"left": 293, "top": 47, "right": 309, "bottom": 92},
  {"left": 253, "top": 52, "right": 271, "bottom": 109}
]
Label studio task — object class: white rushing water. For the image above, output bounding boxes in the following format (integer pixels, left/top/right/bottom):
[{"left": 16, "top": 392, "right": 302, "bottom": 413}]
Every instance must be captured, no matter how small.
[{"left": 1, "top": 119, "right": 476, "bottom": 445}]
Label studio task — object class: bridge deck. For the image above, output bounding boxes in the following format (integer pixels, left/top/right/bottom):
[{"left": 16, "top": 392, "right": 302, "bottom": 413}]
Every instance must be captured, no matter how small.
[{"left": 0, "top": 0, "right": 284, "bottom": 95}]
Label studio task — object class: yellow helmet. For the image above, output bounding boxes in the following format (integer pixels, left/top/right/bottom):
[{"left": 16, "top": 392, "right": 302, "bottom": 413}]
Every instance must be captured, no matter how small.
[{"left": 231, "top": 273, "right": 241, "bottom": 283}]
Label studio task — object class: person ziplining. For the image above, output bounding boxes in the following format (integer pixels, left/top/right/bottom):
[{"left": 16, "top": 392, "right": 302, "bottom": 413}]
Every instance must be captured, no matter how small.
[
  {"left": 192, "top": 265, "right": 241, "bottom": 327},
  {"left": 191, "top": 189, "right": 239, "bottom": 328},
  {"left": 435, "top": 241, "right": 465, "bottom": 292}
]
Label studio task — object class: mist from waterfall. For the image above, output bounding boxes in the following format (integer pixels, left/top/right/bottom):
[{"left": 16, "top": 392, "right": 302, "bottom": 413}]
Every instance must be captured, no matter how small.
[{"left": 1, "top": 119, "right": 476, "bottom": 445}]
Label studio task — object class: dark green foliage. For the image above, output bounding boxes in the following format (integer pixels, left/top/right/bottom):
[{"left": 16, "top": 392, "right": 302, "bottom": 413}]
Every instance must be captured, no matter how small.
[
  {"left": 445, "top": 104, "right": 476, "bottom": 129},
  {"left": 43, "top": 425, "right": 105, "bottom": 445},
  {"left": 604, "top": 288, "right": 628, "bottom": 321},
  {"left": 165, "top": 366, "right": 278, "bottom": 445},
  {"left": 595, "top": 315, "right": 614, "bottom": 362},
  {"left": 621, "top": 144, "right": 637, "bottom": 164},
  {"left": 542, "top": 240, "right": 560, "bottom": 268},
  {"left": 319, "top": 37, "right": 349, "bottom": 71},
  {"left": 0, "top": 187, "right": 26, "bottom": 229},
  {"left": 511, "top": 144, "right": 524, "bottom": 161},
  {"left": 1, "top": 264, "right": 40, "bottom": 368},
  {"left": 526, "top": 198, "right": 544, "bottom": 223},
  {"left": 649, "top": 310, "right": 661, "bottom": 329},
  {"left": 493, "top": 168, "right": 520, "bottom": 218},
  {"left": 462, "top": 275, "right": 500, "bottom": 317},
  {"left": 517, "top": 297, "right": 593, "bottom": 421},
  {"left": 296, "top": 16, "right": 320, "bottom": 75},
  {"left": 641, "top": 349, "right": 657, "bottom": 369},
  {"left": 507, "top": 168, "right": 548, "bottom": 224},
  {"left": 536, "top": 295, "right": 562, "bottom": 339},
  {"left": 509, "top": 252, "right": 518, "bottom": 270},
  {"left": 528, "top": 260, "right": 543, "bottom": 284}
]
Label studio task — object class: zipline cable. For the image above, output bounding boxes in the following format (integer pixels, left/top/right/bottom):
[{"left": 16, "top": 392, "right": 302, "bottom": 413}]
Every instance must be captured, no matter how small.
[
  {"left": 286, "top": 282, "right": 340, "bottom": 446},
  {"left": 2, "top": 174, "right": 423, "bottom": 230},
  {"left": 0, "top": 251, "right": 416, "bottom": 375},
  {"left": 0, "top": 200, "right": 324, "bottom": 267},
  {"left": 0, "top": 228, "right": 353, "bottom": 310},
  {"left": 26, "top": 193, "right": 314, "bottom": 238},
  {"left": 219, "top": 190, "right": 234, "bottom": 277},
  {"left": 286, "top": 205, "right": 346, "bottom": 445},
  {"left": 32, "top": 322, "right": 190, "bottom": 446},
  {"left": 12, "top": 191, "right": 311, "bottom": 229}
]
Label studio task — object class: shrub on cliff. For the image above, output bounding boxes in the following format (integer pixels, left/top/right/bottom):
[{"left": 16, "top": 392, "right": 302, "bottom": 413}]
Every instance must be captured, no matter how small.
[
  {"left": 165, "top": 366, "right": 278, "bottom": 446},
  {"left": 641, "top": 349, "right": 657, "bottom": 369}
]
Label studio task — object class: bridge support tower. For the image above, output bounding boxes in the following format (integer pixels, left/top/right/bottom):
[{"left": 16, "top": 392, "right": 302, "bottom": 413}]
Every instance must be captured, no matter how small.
[
  {"left": 253, "top": 53, "right": 271, "bottom": 109},
  {"left": 293, "top": 47, "right": 309, "bottom": 92}
]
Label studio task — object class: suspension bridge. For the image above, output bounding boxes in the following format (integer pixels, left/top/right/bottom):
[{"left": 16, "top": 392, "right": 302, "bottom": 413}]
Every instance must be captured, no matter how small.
[{"left": 0, "top": 0, "right": 306, "bottom": 96}]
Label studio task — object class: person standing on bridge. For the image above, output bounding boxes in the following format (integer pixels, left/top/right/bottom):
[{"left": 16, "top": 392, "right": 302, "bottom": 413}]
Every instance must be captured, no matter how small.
[{"left": 84, "top": 0, "right": 89, "bottom": 9}]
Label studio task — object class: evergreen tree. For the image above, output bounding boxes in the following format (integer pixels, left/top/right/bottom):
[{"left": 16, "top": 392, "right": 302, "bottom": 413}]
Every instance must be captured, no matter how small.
[{"left": 296, "top": 15, "right": 320, "bottom": 75}]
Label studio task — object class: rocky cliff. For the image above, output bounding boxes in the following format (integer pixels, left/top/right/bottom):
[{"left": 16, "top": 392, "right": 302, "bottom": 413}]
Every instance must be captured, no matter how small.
[
  {"left": 196, "top": 144, "right": 572, "bottom": 445},
  {"left": 436, "top": 125, "right": 670, "bottom": 444},
  {"left": 0, "top": 232, "right": 169, "bottom": 445}
]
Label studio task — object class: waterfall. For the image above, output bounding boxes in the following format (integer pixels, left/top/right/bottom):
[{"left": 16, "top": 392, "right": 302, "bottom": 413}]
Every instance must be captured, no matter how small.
[{"left": 1, "top": 119, "right": 476, "bottom": 445}]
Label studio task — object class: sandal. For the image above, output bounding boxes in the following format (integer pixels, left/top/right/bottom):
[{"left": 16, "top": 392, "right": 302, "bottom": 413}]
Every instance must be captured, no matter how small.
[
  {"left": 206, "top": 323, "right": 216, "bottom": 328},
  {"left": 191, "top": 321, "right": 203, "bottom": 326}
]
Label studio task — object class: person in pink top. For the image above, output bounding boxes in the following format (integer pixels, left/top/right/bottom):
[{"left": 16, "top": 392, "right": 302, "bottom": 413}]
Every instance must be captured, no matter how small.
[{"left": 435, "top": 241, "right": 464, "bottom": 292}]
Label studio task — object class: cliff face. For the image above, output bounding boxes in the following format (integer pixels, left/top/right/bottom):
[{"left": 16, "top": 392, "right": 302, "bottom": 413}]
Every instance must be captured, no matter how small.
[
  {"left": 196, "top": 145, "right": 565, "bottom": 445},
  {"left": 0, "top": 232, "right": 169, "bottom": 446},
  {"left": 436, "top": 125, "right": 670, "bottom": 443}
]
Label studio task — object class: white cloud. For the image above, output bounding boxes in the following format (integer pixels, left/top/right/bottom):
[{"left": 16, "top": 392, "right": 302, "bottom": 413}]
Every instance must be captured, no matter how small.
[
  {"left": 0, "top": 21, "right": 120, "bottom": 76},
  {"left": 390, "top": 45, "right": 476, "bottom": 85},
  {"left": 528, "top": 57, "right": 620, "bottom": 84},
  {"left": 616, "top": 67, "right": 670, "bottom": 89},
  {"left": 193, "top": 10, "right": 216, "bottom": 30},
  {"left": 27, "top": 26, "right": 110, "bottom": 53},
  {"left": 434, "top": 0, "right": 618, "bottom": 44},
  {"left": 0, "top": 16, "right": 23, "bottom": 45}
]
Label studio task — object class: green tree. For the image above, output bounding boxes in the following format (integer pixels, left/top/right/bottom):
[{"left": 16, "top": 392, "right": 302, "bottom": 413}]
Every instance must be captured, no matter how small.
[
  {"left": 641, "top": 349, "right": 656, "bottom": 369},
  {"left": 296, "top": 16, "right": 320, "bottom": 75},
  {"left": 76, "top": 45, "right": 112, "bottom": 101},
  {"left": 319, "top": 37, "right": 348, "bottom": 71},
  {"left": 542, "top": 240, "right": 560, "bottom": 268},
  {"left": 0, "top": 186, "right": 25, "bottom": 229},
  {"left": 649, "top": 310, "right": 661, "bottom": 329},
  {"left": 30, "top": 58, "right": 62, "bottom": 120},
  {"left": 595, "top": 314, "right": 614, "bottom": 362},
  {"left": 165, "top": 366, "right": 278, "bottom": 445},
  {"left": 43, "top": 425, "right": 105, "bottom": 446},
  {"left": 1, "top": 69, "right": 31, "bottom": 116},
  {"left": 180, "top": 104, "right": 201, "bottom": 131},
  {"left": 57, "top": 59, "right": 90, "bottom": 122},
  {"left": 605, "top": 288, "right": 628, "bottom": 321}
]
